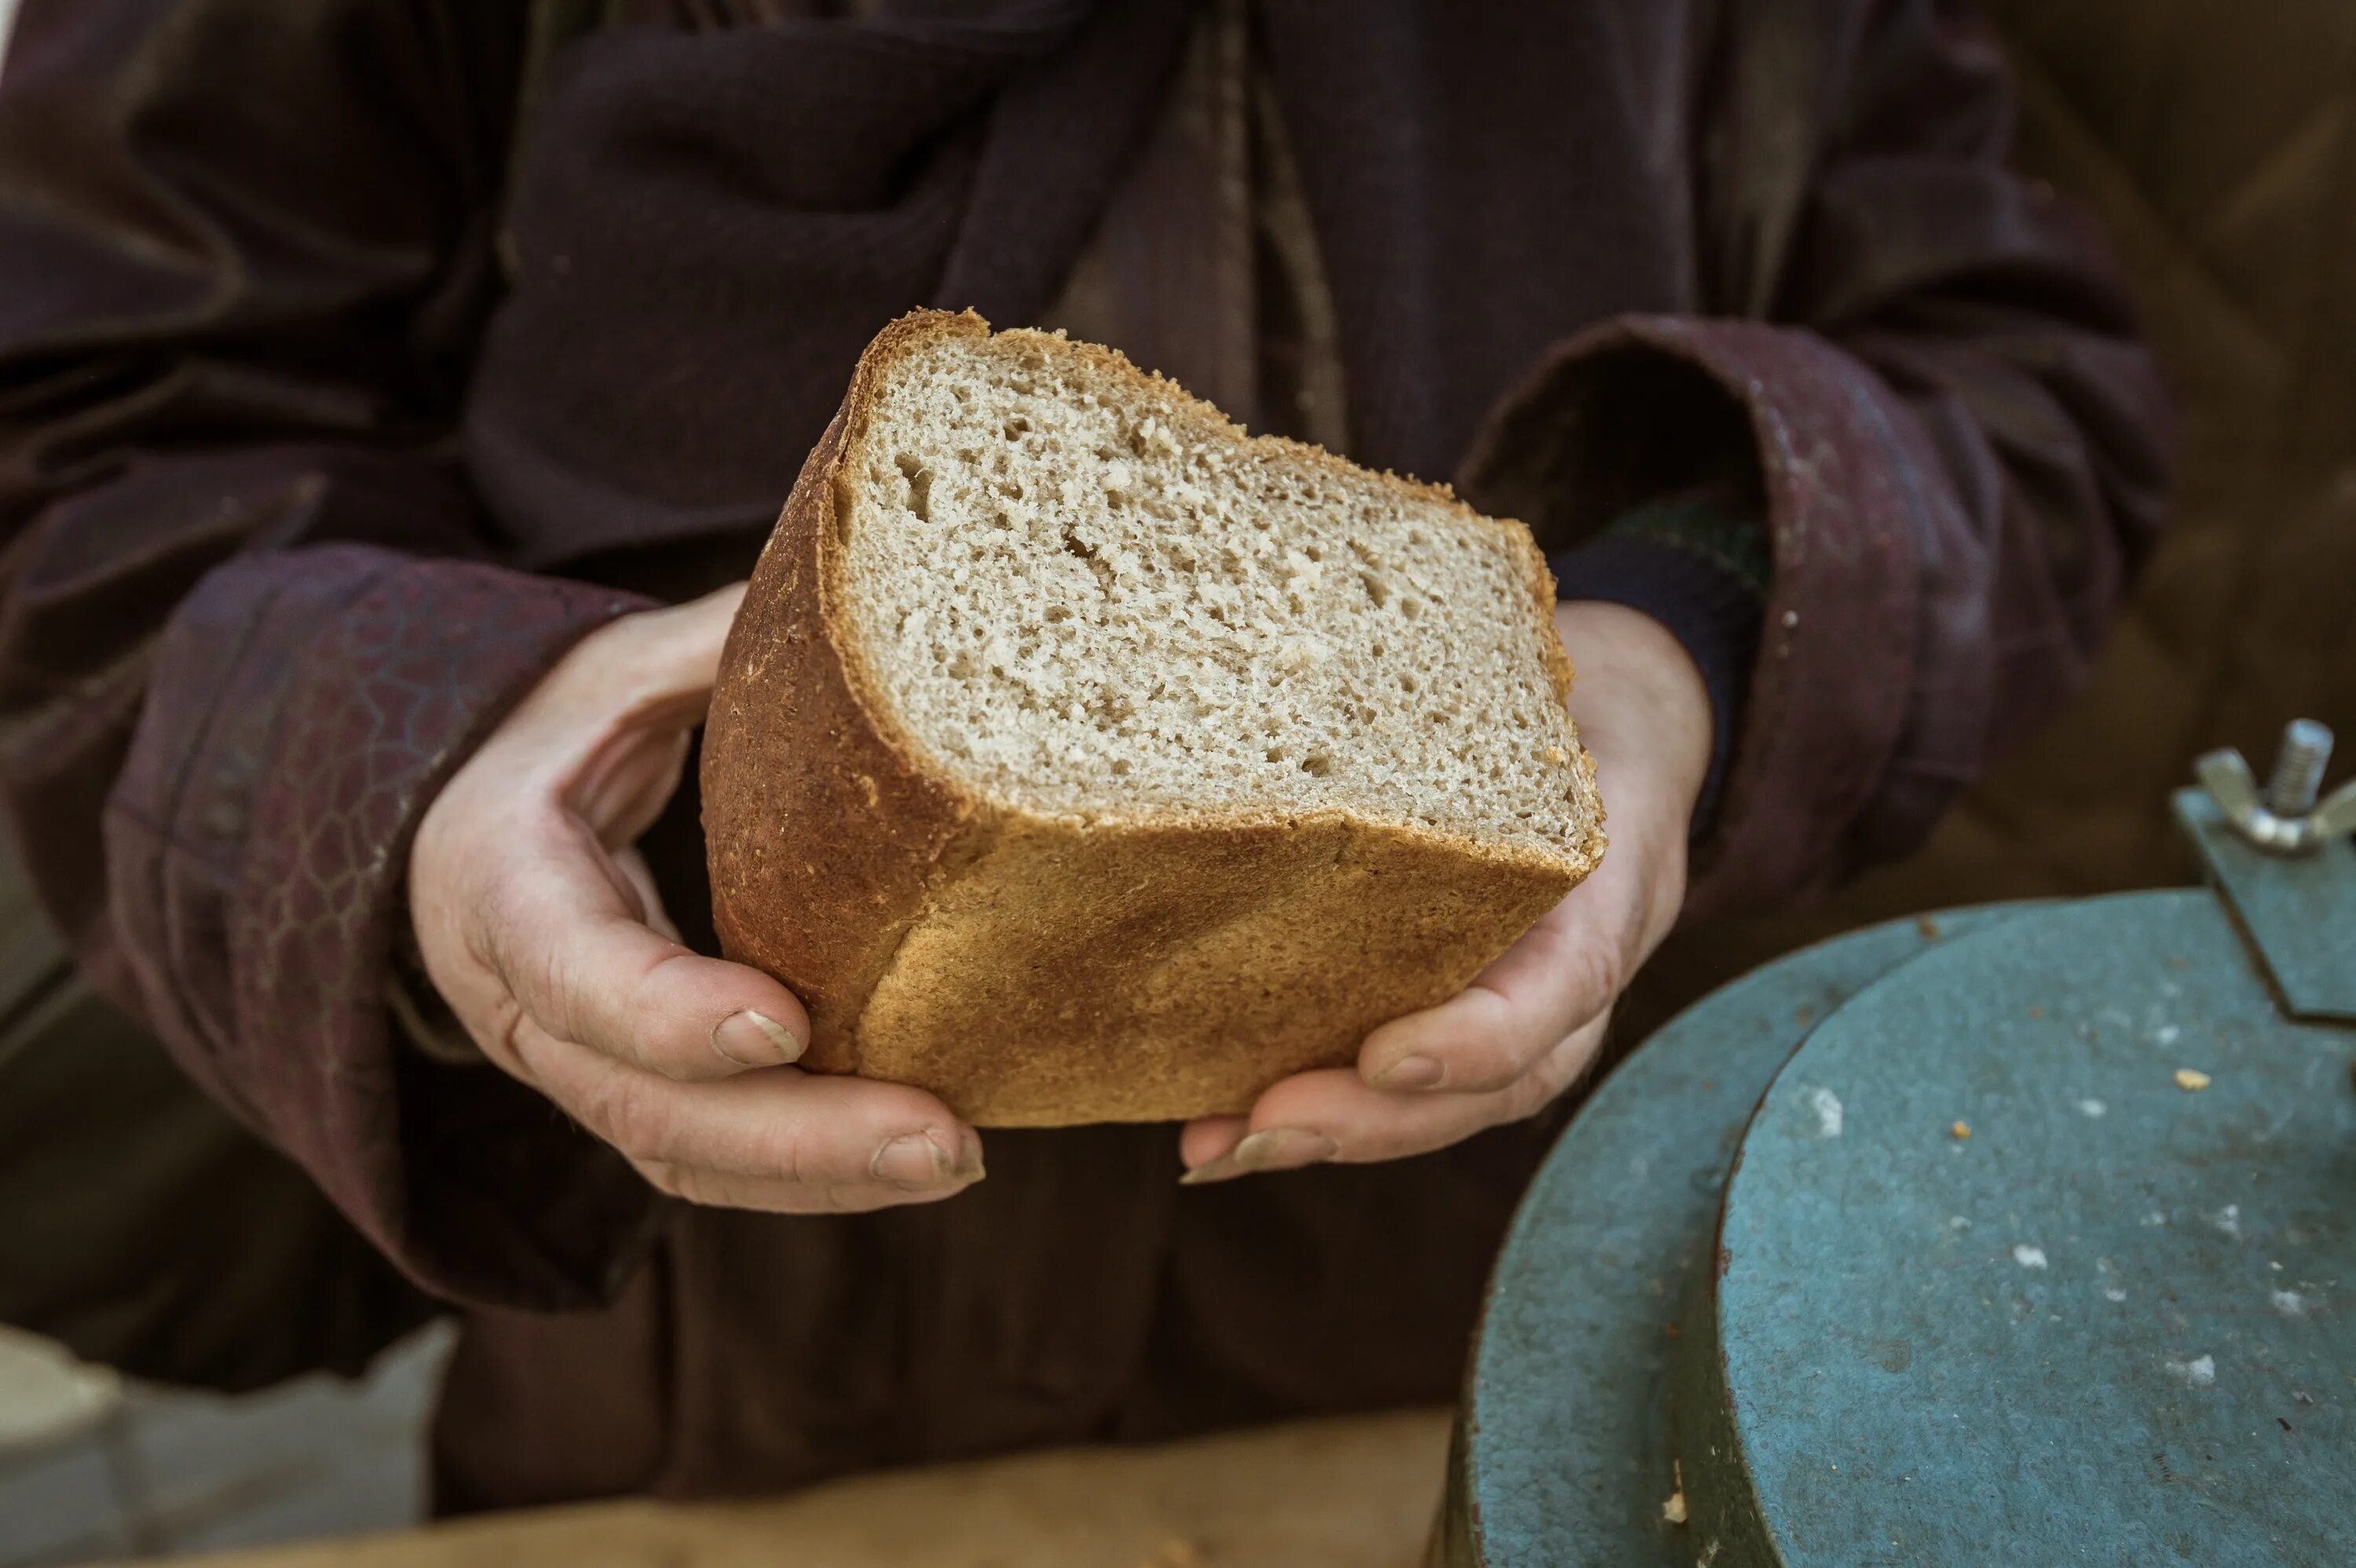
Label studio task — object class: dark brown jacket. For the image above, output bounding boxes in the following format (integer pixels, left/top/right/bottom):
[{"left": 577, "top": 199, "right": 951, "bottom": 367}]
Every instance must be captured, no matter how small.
[{"left": 0, "top": 0, "right": 2169, "bottom": 1510}]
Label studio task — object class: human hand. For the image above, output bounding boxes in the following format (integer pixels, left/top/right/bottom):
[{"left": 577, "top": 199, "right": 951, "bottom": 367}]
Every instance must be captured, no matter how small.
[
  {"left": 1178, "top": 600, "right": 1713, "bottom": 1182},
  {"left": 408, "top": 584, "right": 984, "bottom": 1212}
]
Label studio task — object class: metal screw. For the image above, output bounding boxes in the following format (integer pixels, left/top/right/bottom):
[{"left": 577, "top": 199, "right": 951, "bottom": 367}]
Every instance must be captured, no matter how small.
[
  {"left": 2193, "top": 718, "right": 2356, "bottom": 854},
  {"left": 2264, "top": 720, "right": 2334, "bottom": 817}
]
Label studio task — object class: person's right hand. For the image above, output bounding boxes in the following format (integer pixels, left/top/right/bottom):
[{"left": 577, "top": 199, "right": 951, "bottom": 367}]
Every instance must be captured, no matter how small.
[{"left": 408, "top": 583, "right": 985, "bottom": 1213}]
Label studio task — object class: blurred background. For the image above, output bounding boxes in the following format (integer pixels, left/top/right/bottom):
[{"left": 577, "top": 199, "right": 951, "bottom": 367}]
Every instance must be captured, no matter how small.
[{"left": 2, "top": 0, "right": 2352, "bottom": 1562}]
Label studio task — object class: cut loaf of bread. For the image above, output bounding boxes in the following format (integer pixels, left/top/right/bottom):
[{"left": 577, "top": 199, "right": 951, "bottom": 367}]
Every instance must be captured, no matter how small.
[{"left": 703, "top": 312, "right": 1603, "bottom": 1126}]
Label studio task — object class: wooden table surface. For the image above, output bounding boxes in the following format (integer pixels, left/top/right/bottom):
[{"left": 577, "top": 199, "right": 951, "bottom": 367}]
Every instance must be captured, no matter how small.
[{"left": 124, "top": 1409, "right": 1454, "bottom": 1568}]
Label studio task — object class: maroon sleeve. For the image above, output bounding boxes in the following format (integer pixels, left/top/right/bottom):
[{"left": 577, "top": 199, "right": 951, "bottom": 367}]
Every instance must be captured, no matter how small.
[
  {"left": 104, "top": 547, "right": 654, "bottom": 1303},
  {"left": 1462, "top": 0, "right": 2174, "bottom": 919},
  {"left": 0, "top": 3, "right": 659, "bottom": 1303}
]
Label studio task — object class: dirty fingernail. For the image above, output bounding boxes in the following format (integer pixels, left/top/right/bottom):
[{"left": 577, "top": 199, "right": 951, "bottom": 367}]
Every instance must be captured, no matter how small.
[
  {"left": 1370, "top": 1053, "right": 1446, "bottom": 1091},
  {"left": 1181, "top": 1127, "right": 1336, "bottom": 1186},
  {"left": 1233, "top": 1127, "right": 1337, "bottom": 1171},
  {"left": 872, "top": 1129, "right": 957, "bottom": 1185},
  {"left": 1179, "top": 1154, "right": 1239, "bottom": 1186},
  {"left": 712, "top": 1009, "right": 802, "bottom": 1067},
  {"left": 1180, "top": 1154, "right": 1244, "bottom": 1186},
  {"left": 950, "top": 1127, "right": 987, "bottom": 1184}
]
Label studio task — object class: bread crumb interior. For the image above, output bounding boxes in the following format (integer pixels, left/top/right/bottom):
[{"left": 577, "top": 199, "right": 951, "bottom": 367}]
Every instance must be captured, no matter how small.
[{"left": 841, "top": 329, "right": 1590, "bottom": 853}]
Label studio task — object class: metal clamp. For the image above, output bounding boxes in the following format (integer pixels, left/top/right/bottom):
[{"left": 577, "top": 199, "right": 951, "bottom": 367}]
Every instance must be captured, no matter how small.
[{"left": 2194, "top": 719, "right": 2356, "bottom": 855}]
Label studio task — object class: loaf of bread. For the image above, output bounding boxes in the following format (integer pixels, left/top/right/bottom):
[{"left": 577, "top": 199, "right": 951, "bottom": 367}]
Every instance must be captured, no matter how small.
[{"left": 703, "top": 312, "right": 1602, "bottom": 1126}]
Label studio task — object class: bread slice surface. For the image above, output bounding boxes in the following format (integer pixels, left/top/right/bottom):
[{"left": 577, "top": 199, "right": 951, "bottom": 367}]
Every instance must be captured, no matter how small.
[{"left": 704, "top": 312, "right": 1602, "bottom": 1125}]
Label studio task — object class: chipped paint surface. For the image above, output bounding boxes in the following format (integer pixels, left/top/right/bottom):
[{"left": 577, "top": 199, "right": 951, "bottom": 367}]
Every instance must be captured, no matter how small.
[
  {"left": 1463, "top": 884, "right": 2356, "bottom": 1566},
  {"left": 1705, "top": 891, "right": 2356, "bottom": 1564},
  {"left": 2164, "top": 1355, "right": 2217, "bottom": 1388},
  {"left": 1457, "top": 908, "right": 2010, "bottom": 1566}
]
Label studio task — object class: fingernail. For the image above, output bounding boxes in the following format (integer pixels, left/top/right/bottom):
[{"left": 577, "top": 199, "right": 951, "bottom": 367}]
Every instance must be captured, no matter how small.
[
  {"left": 712, "top": 1010, "right": 802, "bottom": 1067},
  {"left": 871, "top": 1127, "right": 980, "bottom": 1187},
  {"left": 1370, "top": 1053, "right": 1446, "bottom": 1091},
  {"left": 871, "top": 1131, "right": 949, "bottom": 1184},
  {"left": 1180, "top": 1127, "right": 1337, "bottom": 1186},
  {"left": 951, "top": 1128, "right": 986, "bottom": 1184}
]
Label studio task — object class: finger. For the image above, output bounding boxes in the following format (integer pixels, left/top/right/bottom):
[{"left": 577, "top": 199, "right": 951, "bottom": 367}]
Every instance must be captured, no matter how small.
[
  {"left": 1183, "top": 1017, "right": 1608, "bottom": 1183},
  {"left": 632, "top": 1160, "right": 974, "bottom": 1215},
  {"left": 1356, "top": 874, "right": 1639, "bottom": 1095},
  {"left": 514, "top": 1023, "right": 984, "bottom": 1199},
  {"left": 1178, "top": 1114, "right": 1249, "bottom": 1170},
  {"left": 571, "top": 725, "right": 693, "bottom": 850},
  {"left": 657, "top": 579, "right": 749, "bottom": 655},
  {"left": 481, "top": 813, "right": 812, "bottom": 1077},
  {"left": 524, "top": 583, "right": 748, "bottom": 730},
  {"left": 518, "top": 596, "right": 744, "bottom": 840},
  {"left": 611, "top": 846, "right": 682, "bottom": 941},
  {"left": 476, "top": 585, "right": 745, "bottom": 812}
]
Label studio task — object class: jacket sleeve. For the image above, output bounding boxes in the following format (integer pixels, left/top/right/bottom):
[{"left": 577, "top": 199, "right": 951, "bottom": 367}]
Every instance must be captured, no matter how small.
[
  {"left": 1462, "top": 0, "right": 2174, "bottom": 918},
  {"left": 0, "top": 0, "right": 657, "bottom": 1306}
]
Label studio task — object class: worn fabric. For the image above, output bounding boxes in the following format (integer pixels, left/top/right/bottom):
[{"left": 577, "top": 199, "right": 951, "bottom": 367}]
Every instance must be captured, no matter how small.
[
  {"left": 0, "top": 0, "right": 2168, "bottom": 1509},
  {"left": 0, "top": 837, "right": 435, "bottom": 1389},
  {"left": 1615, "top": 0, "right": 2356, "bottom": 1034},
  {"left": 1878, "top": 0, "right": 2356, "bottom": 883},
  {"left": 1553, "top": 491, "right": 1772, "bottom": 825}
]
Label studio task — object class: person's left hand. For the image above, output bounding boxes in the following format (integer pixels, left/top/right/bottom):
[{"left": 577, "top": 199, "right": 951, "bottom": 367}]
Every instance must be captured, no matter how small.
[{"left": 1177, "top": 599, "right": 1714, "bottom": 1183}]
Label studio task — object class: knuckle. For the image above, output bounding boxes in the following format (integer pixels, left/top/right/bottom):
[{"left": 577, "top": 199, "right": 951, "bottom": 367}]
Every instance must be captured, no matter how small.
[
  {"left": 464, "top": 880, "right": 531, "bottom": 995},
  {"left": 1525, "top": 913, "right": 1626, "bottom": 1004},
  {"left": 1505, "top": 1037, "right": 1593, "bottom": 1121},
  {"left": 1498, "top": 1054, "right": 1574, "bottom": 1116},
  {"left": 776, "top": 1127, "right": 818, "bottom": 1187},
  {"left": 644, "top": 1160, "right": 777, "bottom": 1214},
  {"left": 530, "top": 952, "right": 589, "bottom": 1047},
  {"left": 472, "top": 993, "right": 530, "bottom": 1076},
  {"left": 587, "top": 1073, "right": 673, "bottom": 1162},
  {"left": 1564, "top": 938, "right": 1626, "bottom": 1005},
  {"left": 621, "top": 953, "right": 700, "bottom": 1079},
  {"left": 609, "top": 1010, "right": 660, "bottom": 1077},
  {"left": 1451, "top": 1040, "right": 1530, "bottom": 1092},
  {"left": 1503, "top": 1068, "right": 1562, "bottom": 1122},
  {"left": 748, "top": 1117, "right": 821, "bottom": 1188},
  {"left": 1427, "top": 1007, "right": 1540, "bottom": 1093}
]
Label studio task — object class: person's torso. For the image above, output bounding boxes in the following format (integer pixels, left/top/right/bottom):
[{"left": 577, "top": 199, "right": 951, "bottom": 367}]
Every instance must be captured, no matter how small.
[{"left": 462, "top": 0, "right": 1710, "bottom": 583}]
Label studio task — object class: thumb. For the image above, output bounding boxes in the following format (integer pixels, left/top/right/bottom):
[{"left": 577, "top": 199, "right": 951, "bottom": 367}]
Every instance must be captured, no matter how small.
[{"left": 508, "top": 582, "right": 749, "bottom": 751}]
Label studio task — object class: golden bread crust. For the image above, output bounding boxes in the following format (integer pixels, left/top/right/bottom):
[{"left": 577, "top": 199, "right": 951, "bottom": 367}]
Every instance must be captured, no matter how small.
[{"left": 703, "top": 311, "right": 1602, "bottom": 1124}]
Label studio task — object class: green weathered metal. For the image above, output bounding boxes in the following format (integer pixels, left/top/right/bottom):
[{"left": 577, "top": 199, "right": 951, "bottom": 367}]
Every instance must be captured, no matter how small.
[
  {"left": 1443, "top": 908, "right": 2025, "bottom": 1566},
  {"left": 1448, "top": 901, "right": 2355, "bottom": 1560},
  {"left": 2175, "top": 786, "right": 2356, "bottom": 1022},
  {"left": 1694, "top": 891, "right": 2354, "bottom": 1564},
  {"left": 1447, "top": 754, "right": 2356, "bottom": 1566}
]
